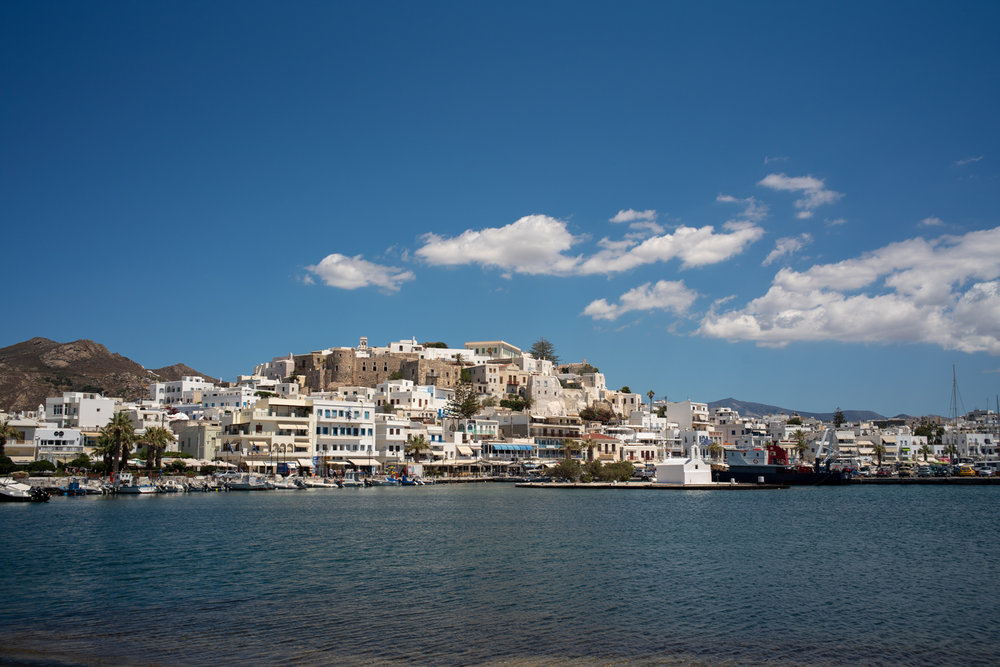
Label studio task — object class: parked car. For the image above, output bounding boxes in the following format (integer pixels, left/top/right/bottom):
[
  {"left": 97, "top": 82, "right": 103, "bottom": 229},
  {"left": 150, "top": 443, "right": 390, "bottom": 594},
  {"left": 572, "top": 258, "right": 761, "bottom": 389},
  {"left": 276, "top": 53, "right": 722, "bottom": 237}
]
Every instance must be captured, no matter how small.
[
  {"left": 897, "top": 467, "right": 912, "bottom": 477},
  {"left": 975, "top": 467, "right": 994, "bottom": 477},
  {"left": 957, "top": 465, "right": 976, "bottom": 477},
  {"left": 917, "top": 466, "right": 933, "bottom": 477},
  {"left": 857, "top": 466, "right": 873, "bottom": 477},
  {"left": 875, "top": 468, "right": 891, "bottom": 477},
  {"left": 933, "top": 467, "right": 950, "bottom": 477}
]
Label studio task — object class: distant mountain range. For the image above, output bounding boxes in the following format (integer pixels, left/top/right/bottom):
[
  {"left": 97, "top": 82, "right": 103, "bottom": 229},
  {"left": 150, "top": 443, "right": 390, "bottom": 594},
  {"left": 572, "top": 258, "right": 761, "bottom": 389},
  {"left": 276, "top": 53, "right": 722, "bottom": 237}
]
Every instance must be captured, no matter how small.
[
  {"left": 708, "top": 397, "right": 889, "bottom": 422},
  {"left": 0, "top": 337, "right": 217, "bottom": 413}
]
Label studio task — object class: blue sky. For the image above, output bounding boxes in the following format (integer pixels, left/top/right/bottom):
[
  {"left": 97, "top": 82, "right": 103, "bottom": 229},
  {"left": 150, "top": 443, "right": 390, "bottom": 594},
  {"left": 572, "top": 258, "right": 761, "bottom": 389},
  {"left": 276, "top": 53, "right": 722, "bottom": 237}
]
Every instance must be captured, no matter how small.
[{"left": 2, "top": 1, "right": 999, "bottom": 417}]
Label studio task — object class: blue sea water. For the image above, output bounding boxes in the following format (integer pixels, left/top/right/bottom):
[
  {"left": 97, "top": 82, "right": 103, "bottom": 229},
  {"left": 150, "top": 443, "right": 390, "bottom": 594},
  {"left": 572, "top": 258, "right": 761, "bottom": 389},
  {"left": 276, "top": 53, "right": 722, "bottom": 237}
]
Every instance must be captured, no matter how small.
[{"left": 0, "top": 484, "right": 997, "bottom": 666}]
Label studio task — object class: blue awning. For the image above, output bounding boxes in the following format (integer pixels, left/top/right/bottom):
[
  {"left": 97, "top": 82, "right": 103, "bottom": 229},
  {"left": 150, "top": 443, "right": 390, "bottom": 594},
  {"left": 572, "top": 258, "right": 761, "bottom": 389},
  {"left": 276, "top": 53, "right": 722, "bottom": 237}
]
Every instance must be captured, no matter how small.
[{"left": 490, "top": 444, "right": 534, "bottom": 451}]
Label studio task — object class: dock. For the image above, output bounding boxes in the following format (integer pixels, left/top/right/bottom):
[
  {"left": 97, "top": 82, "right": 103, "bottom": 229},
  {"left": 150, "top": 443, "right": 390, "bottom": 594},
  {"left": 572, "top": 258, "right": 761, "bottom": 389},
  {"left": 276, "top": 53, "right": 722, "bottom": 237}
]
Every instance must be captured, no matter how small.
[{"left": 515, "top": 481, "right": 788, "bottom": 490}]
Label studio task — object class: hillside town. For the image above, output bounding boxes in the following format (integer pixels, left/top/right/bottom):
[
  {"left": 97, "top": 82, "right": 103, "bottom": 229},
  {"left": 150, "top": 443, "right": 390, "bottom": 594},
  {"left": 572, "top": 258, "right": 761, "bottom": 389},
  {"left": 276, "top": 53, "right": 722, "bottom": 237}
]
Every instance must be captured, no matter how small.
[{"left": 1, "top": 336, "right": 997, "bottom": 478}]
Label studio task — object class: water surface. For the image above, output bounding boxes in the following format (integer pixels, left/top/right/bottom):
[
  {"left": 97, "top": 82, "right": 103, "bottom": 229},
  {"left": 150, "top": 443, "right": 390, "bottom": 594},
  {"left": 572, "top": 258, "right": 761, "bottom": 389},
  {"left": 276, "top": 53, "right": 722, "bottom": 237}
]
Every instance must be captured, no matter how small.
[{"left": 1, "top": 484, "right": 997, "bottom": 665}]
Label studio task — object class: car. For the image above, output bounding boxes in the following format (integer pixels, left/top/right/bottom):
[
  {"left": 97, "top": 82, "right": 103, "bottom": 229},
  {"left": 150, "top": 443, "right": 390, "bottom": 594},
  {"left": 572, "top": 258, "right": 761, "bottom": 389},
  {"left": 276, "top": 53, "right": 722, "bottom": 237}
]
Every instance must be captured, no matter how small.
[
  {"left": 975, "top": 467, "right": 994, "bottom": 477},
  {"left": 957, "top": 465, "right": 976, "bottom": 477},
  {"left": 857, "top": 466, "right": 874, "bottom": 477},
  {"left": 875, "top": 468, "right": 891, "bottom": 477},
  {"left": 917, "top": 466, "right": 932, "bottom": 477},
  {"left": 933, "top": 467, "right": 950, "bottom": 477},
  {"left": 898, "top": 468, "right": 912, "bottom": 477}
]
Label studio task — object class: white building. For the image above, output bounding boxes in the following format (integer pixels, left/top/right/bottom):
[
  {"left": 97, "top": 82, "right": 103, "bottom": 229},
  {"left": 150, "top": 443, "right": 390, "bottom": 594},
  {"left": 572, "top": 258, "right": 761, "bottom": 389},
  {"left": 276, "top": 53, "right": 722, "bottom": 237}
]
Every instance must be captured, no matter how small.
[
  {"left": 35, "top": 427, "right": 85, "bottom": 463},
  {"left": 150, "top": 376, "right": 215, "bottom": 406},
  {"left": 312, "top": 398, "right": 377, "bottom": 469},
  {"left": 44, "top": 392, "right": 115, "bottom": 430}
]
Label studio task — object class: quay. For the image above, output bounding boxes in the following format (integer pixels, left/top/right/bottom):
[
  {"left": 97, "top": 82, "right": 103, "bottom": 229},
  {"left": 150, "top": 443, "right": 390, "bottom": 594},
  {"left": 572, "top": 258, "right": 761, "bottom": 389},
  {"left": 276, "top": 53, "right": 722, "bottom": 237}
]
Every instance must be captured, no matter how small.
[
  {"left": 515, "top": 481, "right": 788, "bottom": 490},
  {"left": 848, "top": 476, "right": 1000, "bottom": 485}
]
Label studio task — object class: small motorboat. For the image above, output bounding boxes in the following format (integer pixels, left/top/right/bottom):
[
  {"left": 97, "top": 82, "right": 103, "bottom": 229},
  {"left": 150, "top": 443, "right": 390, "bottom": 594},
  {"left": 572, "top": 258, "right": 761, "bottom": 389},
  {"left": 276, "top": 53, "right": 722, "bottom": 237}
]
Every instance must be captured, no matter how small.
[{"left": 0, "top": 477, "right": 51, "bottom": 503}]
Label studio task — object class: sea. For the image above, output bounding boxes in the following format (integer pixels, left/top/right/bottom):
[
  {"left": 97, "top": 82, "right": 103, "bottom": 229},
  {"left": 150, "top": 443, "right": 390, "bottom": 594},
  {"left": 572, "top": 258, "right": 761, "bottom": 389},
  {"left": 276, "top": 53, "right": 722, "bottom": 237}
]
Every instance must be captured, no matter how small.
[{"left": 0, "top": 484, "right": 997, "bottom": 666}]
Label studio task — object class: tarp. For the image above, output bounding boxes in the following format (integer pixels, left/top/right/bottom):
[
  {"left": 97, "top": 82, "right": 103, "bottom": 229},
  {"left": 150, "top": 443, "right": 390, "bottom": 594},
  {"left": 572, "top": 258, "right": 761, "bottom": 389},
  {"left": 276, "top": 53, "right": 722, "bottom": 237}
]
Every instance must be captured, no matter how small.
[
  {"left": 296, "top": 458, "right": 314, "bottom": 468},
  {"left": 278, "top": 423, "right": 306, "bottom": 431},
  {"left": 347, "top": 458, "right": 381, "bottom": 467}
]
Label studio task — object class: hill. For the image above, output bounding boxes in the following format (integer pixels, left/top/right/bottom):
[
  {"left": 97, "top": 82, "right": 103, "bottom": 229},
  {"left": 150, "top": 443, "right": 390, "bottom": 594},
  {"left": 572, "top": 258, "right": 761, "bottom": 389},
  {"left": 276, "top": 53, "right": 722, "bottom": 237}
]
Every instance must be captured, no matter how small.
[
  {"left": 709, "top": 397, "right": 885, "bottom": 422},
  {"left": 0, "top": 337, "right": 218, "bottom": 412}
]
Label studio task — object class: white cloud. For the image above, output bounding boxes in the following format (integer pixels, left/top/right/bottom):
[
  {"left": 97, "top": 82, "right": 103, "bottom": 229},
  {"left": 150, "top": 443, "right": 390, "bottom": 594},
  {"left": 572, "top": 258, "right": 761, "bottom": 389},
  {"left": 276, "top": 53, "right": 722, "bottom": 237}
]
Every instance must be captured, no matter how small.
[
  {"left": 762, "top": 233, "right": 813, "bottom": 266},
  {"left": 610, "top": 209, "right": 657, "bottom": 223},
  {"left": 577, "top": 222, "right": 764, "bottom": 274},
  {"left": 415, "top": 214, "right": 580, "bottom": 276},
  {"left": 698, "top": 226, "right": 1000, "bottom": 354},
  {"left": 717, "top": 194, "right": 769, "bottom": 222},
  {"left": 764, "top": 155, "right": 789, "bottom": 165},
  {"left": 583, "top": 280, "right": 698, "bottom": 321},
  {"left": 920, "top": 216, "right": 945, "bottom": 227},
  {"left": 954, "top": 155, "right": 984, "bottom": 167},
  {"left": 758, "top": 173, "right": 842, "bottom": 218},
  {"left": 826, "top": 217, "right": 847, "bottom": 227},
  {"left": 305, "top": 254, "right": 415, "bottom": 291}
]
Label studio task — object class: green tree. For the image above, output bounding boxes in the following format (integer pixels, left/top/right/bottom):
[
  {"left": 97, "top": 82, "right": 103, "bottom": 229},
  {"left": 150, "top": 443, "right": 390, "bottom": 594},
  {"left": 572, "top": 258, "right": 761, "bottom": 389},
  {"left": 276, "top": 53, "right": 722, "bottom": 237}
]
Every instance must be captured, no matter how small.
[
  {"left": 708, "top": 442, "right": 725, "bottom": 463},
  {"left": 620, "top": 386, "right": 632, "bottom": 394},
  {"left": 548, "top": 458, "right": 580, "bottom": 481},
  {"left": 872, "top": 442, "right": 886, "bottom": 467},
  {"left": 0, "top": 420, "right": 20, "bottom": 459},
  {"left": 104, "top": 411, "right": 135, "bottom": 476},
  {"left": 26, "top": 459, "right": 56, "bottom": 474},
  {"left": 561, "top": 438, "right": 584, "bottom": 460},
  {"left": 405, "top": 434, "right": 431, "bottom": 462},
  {"left": 918, "top": 444, "right": 932, "bottom": 462},
  {"left": 833, "top": 407, "right": 846, "bottom": 428},
  {"left": 446, "top": 380, "right": 482, "bottom": 421},
  {"left": 388, "top": 370, "right": 405, "bottom": 381},
  {"left": 66, "top": 454, "right": 92, "bottom": 469},
  {"left": 794, "top": 430, "right": 808, "bottom": 462},
  {"left": 528, "top": 338, "right": 560, "bottom": 365},
  {"left": 787, "top": 416, "right": 802, "bottom": 425},
  {"left": 422, "top": 341, "right": 449, "bottom": 349},
  {"left": 579, "top": 405, "right": 615, "bottom": 423},
  {"left": 656, "top": 406, "right": 666, "bottom": 418},
  {"left": 164, "top": 459, "right": 188, "bottom": 475},
  {"left": 143, "top": 426, "right": 176, "bottom": 473}
]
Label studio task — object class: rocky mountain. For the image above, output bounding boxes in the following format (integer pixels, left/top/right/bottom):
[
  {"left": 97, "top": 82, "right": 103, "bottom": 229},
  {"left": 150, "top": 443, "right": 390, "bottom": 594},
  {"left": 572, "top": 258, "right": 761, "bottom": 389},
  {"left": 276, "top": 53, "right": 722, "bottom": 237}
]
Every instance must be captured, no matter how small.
[
  {"left": 0, "top": 337, "right": 218, "bottom": 412},
  {"left": 709, "top": 397, "right": 885, "bottom": 422}
]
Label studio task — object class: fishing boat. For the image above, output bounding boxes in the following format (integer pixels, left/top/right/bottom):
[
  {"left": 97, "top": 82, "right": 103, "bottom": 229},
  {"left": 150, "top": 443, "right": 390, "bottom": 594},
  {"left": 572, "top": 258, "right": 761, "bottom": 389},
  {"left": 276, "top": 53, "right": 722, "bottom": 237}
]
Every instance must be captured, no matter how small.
[
  {"left": 157, "top": 479, "right": 186, "bottom": 493},
  {"left": 711, "top": 433, "right": 851, "bottom": 486},
  {"left": 0, "top": 477, "right": 50, "bottom": 503}
]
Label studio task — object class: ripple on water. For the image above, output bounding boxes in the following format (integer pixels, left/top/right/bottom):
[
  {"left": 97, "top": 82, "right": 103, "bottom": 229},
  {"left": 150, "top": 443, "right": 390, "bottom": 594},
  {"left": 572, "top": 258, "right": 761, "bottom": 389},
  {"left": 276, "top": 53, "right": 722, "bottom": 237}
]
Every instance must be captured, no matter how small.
[{"left": 0, "top": 485, "right": 998, "bottom": 665}]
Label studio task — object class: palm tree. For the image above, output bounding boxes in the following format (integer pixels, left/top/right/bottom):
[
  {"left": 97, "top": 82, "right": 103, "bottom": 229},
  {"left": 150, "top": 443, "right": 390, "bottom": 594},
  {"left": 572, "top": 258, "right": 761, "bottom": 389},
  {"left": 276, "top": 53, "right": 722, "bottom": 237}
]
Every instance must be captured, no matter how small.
[
  {"left": 0, "top": 420, "right": 21, "bottom": 459},
  {"left": 794, "top": 430, "right": 808, "bottom": 462},
  {"left": 872, "top": 442, "right": 886, "bottom": 467},
  {"left": 405, "top": 435, "right": 430, "bottom": 462},
  {"left": 561, "top": 438, "right": 583, "bottom": 461},
  {"left": 708, "top": 442, "right": 724, "bottom": 463},
  {"left": 583, "top": 437, "right": 598, "bottom": 462},
  {"left": 143, "top": 426, "right": 176, "bottom": 474},
  {"left": 104, "top": 411, "right": 135, "bottom": 477},
  {"left": 919, "top": 444, "right": 932, "bottom": 462}
]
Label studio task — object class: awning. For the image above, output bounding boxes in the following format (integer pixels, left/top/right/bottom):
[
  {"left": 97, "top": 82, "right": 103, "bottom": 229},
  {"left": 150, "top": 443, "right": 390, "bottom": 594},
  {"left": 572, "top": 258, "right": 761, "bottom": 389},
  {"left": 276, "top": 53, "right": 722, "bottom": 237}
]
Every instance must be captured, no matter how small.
[
  {"left": 9, "top": 456, "right": 34, "bottom": 464},
  {"left": 457, "top": 445, "right": 473, "bottom": 456},
  {"left": 296, "top": 458, "right": 314, "bottom": 468},
  {"left": 278, "top": 423, "right": 306, "bottom": 431},
  {"left": 347, "top": 458, "right": 381, "bottom": 467},
  {"left": 490, "top": 444, "right": 534, "bottom": 451}
]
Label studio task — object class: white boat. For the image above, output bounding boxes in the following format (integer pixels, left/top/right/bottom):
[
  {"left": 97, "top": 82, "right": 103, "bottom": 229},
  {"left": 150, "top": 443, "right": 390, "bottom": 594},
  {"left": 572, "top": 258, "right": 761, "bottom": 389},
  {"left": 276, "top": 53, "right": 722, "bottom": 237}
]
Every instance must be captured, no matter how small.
[
  {"left": 116, "top": 473, "right": 159, "bottom": 494},
  {"left": 157, "top": 479, "right": 186, "bottom": 493},
  {"left": 300, "top": 476, "right": 337, "bottom": 488},
  {"left": 0, "top": 477, "right": 50, "bottom": 502},
  {"left": 226, "top": 474, "right": 272, "bottom": 491},
  {"left": 268, "top": 475, "right": 302, "bottom": 489}
]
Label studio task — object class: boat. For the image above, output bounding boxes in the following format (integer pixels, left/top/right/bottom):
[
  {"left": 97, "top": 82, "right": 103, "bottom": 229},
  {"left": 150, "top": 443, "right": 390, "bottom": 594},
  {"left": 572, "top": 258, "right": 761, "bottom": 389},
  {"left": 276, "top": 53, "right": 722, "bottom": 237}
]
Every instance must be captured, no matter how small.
[
  {"left": 116, "top": 473, "right": 160, "bottom": 494},
  {"left": 0, "top": 477, "right": 51, "bottom": 503},
  {"left": 300, "top": 476, "right": 337, "bottom": 488},
  {"left": 398, "top": 475, "right": 424, "bottom": 486},
  {"left": 59, "top": 477, "right": 89, "bottom": 496},
  {"left": 269, "top": 475, "right": 303, "bottom": 489},
  {"left": 365, "top": 476, "right": 400, "bottom": 487},
  {"left": 157, "top": 479, "right": 186, "bottom": 493},
  {"left": 338, "top": 470, "right": 365, "bottom": 488},
  {"left": 711, "top": 440, "right": 852, "bottom": 486},
  {"left": 226, "top": 473, "right": 272, "bottom": 491}
]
